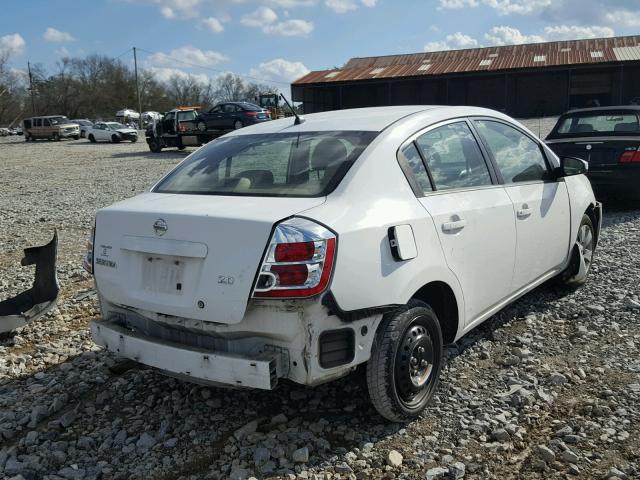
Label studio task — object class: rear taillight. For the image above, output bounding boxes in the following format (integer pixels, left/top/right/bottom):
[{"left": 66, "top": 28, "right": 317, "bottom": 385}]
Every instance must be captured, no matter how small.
[
  {"left": 253, "top": 218, "right": 337, "bottom": 298},
  {"left": 83, "top": 226, "right": 95, "bottom": 274},
  {"left": 620, "top": 147, "right": 640, "bottom": 163},
  {"left": 245, "top": 111, "right": 259, "bottom": 117}
]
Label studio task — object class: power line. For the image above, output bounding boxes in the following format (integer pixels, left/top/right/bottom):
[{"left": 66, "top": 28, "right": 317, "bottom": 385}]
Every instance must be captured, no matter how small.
[{"left": 135, "top": 47, "right": 291, "bottom": 86}]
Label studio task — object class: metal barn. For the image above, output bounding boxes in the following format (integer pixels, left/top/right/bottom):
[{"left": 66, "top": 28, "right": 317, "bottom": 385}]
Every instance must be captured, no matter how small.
[{"left": 292, "top": 35, "right": 640, "bottom": 118}]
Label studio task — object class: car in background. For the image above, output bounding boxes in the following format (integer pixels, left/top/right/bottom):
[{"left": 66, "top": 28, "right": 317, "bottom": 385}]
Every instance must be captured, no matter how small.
[
  {"left": 196, "top": 102, "right": 271, "bottom": 131},
  {"left": 0, "top": 128, "right": 9, "bottom": 136},
  {"left": 23, "top": 116, "right": 80, "bottom": 141},
  {"left": 86, "top": 106, "right": 601, "bottom": 422},
  {"left": 71, "top": 119, "right": 93, "bottom": 138},
  {"left": 87, "top": 121, "right": 138, "bottom": 143},
  {"left": 546, "top": 106, "right": 640, "bottom": 198}
]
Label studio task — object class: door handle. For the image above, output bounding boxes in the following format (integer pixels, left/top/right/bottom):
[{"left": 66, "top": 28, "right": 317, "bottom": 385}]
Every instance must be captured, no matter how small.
[
  {"left": 517, "top": 205, "right": 532, "bottom": 219},
  {"left": 442, "top": 218, "right": 466, "bottom": 232}
]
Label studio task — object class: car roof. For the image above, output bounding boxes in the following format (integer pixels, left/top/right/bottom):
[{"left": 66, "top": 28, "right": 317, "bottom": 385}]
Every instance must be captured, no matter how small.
[
  {"left": 222, "top": 105, "right": 517, "bottom": 135},
  {"left": 564, "top": 105, "right": 640, "bottom": 115}
]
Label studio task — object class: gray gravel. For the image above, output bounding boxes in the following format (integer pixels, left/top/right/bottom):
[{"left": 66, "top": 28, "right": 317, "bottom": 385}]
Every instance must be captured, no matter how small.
[{"left": 1, "top": 132, "right": 639, "bottom": 480}]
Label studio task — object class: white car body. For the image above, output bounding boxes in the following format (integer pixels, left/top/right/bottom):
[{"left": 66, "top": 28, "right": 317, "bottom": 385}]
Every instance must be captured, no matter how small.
[
  {"left": 88, "top": 106, "right": 601, "bottom": 419},
  {"left": 88, "top": 122, "right": 138, "bottom": 143}
]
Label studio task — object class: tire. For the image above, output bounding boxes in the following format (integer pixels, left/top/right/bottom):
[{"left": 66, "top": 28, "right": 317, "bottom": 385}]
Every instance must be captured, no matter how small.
[
  {"left": 366, "top": 300, "right": 443, "bottom": 422},
  {"left": 73, "top": 135, "right": 80, "bottom": 140},
  {"left": 557, "top": 213, "right": 596, "bottom": 287},
  {"left": 52, "top": 133, "right": 60, "bottom": 142},
  {"left": 178, "top": 145, "right": 186, "bottom": 150},
  {"left": 88, "top": 134, "right": 96, "bottom": 143},
  {"left": 130, "top": 137, "right": 137, "bottom": 143},
  {"left": 233, "top": 120, "right": 243, "bottom": 130},
  {"left": 148, "top": 138, "right": 163, "bottom": 153},
  {"left": 25, "top": 134, "right": 31, "bottom": 142},
  {"left": 111, "top": 134, "right": 121, "bottom": 143}
]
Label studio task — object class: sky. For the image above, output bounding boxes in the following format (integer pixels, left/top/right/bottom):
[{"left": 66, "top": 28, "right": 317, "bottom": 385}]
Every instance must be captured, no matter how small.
[{"left": 1, "top": 0, "right": 639, "bottom": 92}]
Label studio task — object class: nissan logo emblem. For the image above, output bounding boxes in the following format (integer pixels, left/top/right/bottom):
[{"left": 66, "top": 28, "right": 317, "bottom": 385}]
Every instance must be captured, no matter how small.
[{"left": 153, "top": 218, "right": 168, "bottom": 236}]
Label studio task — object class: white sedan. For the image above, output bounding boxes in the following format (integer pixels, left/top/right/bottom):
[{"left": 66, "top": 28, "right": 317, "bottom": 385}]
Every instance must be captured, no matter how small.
[
  {"left": 85, "top": 106, "right": 601, "bottom": 421},
  {"left": 87, "top": 121, "right": 138, "bottom": 143}
]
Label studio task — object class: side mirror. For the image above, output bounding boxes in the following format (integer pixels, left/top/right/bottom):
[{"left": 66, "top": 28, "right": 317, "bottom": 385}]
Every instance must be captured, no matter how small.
[{"left": 558, "top": 156, "right": 588, "bottom": 177}]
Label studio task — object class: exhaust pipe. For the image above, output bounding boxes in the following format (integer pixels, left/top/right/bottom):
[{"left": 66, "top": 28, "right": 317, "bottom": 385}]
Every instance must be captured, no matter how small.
[{"left": 0, "top": 231, "right": 59, "bottom": 334}]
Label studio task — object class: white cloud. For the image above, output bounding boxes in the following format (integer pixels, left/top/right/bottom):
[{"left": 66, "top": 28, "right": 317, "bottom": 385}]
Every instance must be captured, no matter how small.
[
  {"left": 56, "top": 46, "right": 71, "bottom": 57},
  {"left": 605, "top": 9, "right": 640, "bottom": 28},
  {"left": 241, "top": 7, "right": 313, "bottom": 36},
  {"left": 542, "top": 25, "right": 614, "bottom": 41},
  {"left": 484, "top": 26, "right": 544, "bottom": 46},
  {"left": 147, "top": 46, "right": 229, "bottom": 67},
  {"left": 0, "top": 33, "right": 26, "bottom": 56},
  {"left": 241, "top": 6, "right": 278, "bottom": 26},
  {"left": 266, "top": 0, "right": 318, "bottom": 6},
  {"left": 361, "top": 0, "right": 377, "bottom": 6},
  {"left": 425, "top": 32, "right": 478, "bottom": 51},
  {"left": 160, "top": 6, "right": 176, "bottom": 18},
  {"left": 203, "top": 16, "right": 225, "bottom": 32},
  {"left": 325, "top": 0, "right": 357, "bottom": 13},
  {"left": 250, "top": 58, "right": 310, "bottom": 83},
  {"left": 439, "top": 0, "right": 550, "bottom": 15},
  {"left": 147, "top": 66, "right": 210, "bottom": 84},
  {"left": 43, "top": 27, "right": 75, "bottom": 43},
  {"left": 438, "top": 0, "right": 478, "bottom": 9},
  {"left": 483, "top": 0, "right": 552, "bottom": 15},
  {"left": 264, "top": 19, "right": 314, "bottom": 36}
]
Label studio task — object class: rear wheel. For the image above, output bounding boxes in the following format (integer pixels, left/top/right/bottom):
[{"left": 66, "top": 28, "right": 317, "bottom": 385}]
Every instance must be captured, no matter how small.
[
  {"left": 367, "top": 301, "right": 443, "bottom": 422},
  {"left": 557, "top": 214, "right": 595, "bottom": 286},
  {"left": 88, "top": 134, "right": 96, "bottom": 143},
  {"left": 52, "top": 133, "right": 60, "bottom": 142},
  {"left": 233, "top": 120, "right": 243, "bottom": 130}
]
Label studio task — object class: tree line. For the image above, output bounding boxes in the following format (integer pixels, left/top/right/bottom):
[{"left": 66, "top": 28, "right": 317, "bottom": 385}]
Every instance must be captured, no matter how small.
[{"left": 0, "top": 52, "right": 278, "bottom": 126}]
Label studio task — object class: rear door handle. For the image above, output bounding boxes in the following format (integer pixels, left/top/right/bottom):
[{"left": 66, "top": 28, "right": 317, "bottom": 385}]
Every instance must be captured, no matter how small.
[{"left": 442, "top": 219, "right": 466, "bottom": 232}]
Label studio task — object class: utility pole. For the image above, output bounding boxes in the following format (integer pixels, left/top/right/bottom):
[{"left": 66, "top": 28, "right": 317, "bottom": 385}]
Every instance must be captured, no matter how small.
[
  {"left": 133, "top": 47, "right": 142, "bottom": 127},
  {"left": 27, "top": 61, "right": 36, "bottom": 114}
]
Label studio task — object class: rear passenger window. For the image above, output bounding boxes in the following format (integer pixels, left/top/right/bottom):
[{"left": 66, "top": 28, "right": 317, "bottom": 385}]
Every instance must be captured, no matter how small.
[
  {"left": 475, "top": 120, "right": 548, "bottom": 183},
  {"left": 398, "top": 143, "right": 432, "bottom": 195},
  {"left": 415, "top": 122, "right": 492, "bottom": 191}
]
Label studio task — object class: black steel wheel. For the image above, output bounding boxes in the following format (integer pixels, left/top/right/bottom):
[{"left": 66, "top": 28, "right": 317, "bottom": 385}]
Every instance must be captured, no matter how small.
[{"left": 367, "top": 300, "right": 443, "bottom": 422}]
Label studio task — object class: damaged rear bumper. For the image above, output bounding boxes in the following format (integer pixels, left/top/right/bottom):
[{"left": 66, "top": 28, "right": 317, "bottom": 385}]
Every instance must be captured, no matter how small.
[
  {"left": 0, "top": 231, "right": 59, "bottom": 333},
  {"left": 91, "top": 317, "right": 286, "bottom": 389}
]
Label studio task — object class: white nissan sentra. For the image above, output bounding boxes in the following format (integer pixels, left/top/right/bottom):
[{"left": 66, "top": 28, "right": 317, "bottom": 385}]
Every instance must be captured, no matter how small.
[{"left": 86, "top": 106, "right": 601, "bottom": 421}]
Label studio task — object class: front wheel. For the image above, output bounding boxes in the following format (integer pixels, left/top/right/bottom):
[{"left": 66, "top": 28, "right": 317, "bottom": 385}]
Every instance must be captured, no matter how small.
[
  {"left": 130, "top": 137, "right": 137, "bottom": 143},
  {"left": 233, "top": 120, "right": 243, "bottom": 130},
  {"left": 73, "top": 135, "right": 80, "bottom": 140},
  {"left": 111, "top": 134, "right": 121, "bottom": 143},
  {"left": 366, "top": 301, "right": 443, "bottom": 422},
  {"left": 557, "top": 213, "right": 595, "bottom": 286},
  {"left": 148, "top": 138, "right": 163, "bottom": 153}
]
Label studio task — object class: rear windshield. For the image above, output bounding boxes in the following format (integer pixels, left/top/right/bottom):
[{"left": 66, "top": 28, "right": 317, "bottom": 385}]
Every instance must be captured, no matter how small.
[
  {"left": 153, "top": 131, "right": 378, "bottom": 197},
  {"left": 550, "top": 111, "right": 640, "bottom": 137},
  {"left": 240, "top": 103, "right": 262, "bottom": 111}
]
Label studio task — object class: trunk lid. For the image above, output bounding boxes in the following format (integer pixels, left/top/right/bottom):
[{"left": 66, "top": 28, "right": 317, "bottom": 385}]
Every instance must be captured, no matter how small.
[
  {"left": 546, "top": 137, "right": 640, "bottom": 168},
  {"left": 94, "top": 193, "right": 325, "bottom": 324}
]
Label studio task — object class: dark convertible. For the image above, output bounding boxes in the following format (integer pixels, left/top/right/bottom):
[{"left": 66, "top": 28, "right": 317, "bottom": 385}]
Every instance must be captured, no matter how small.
[{"left": 546, "top": 106, "right": 640, "bottom": 198}]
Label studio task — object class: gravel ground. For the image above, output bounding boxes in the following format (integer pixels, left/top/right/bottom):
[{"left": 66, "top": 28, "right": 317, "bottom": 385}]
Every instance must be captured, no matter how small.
[{"left": 0, "top": 129, "right": 639, "bottom": 480}]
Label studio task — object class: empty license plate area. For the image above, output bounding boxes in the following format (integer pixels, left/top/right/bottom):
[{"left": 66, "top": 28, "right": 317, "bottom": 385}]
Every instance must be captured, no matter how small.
[{"left": 142, "top": 255, "right": 186, "bottom": 295}]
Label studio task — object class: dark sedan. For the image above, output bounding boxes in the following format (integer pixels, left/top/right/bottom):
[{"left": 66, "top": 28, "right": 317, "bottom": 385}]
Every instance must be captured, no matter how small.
[
  {"left": 197, "top": 102, "right": 271, "bottom": 131},
  {"left": 546, "top": 106, "right": 640, "bottom": 198}
]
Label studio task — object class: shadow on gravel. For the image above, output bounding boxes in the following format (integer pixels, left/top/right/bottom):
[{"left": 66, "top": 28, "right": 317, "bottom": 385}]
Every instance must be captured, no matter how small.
[{"left": 109, "top": 150, "right": 190, "bottom": 160}]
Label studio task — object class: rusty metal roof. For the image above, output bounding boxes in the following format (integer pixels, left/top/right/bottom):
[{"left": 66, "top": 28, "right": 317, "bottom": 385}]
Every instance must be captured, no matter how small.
[{"left": 293, "top": 35, "right": 640, "bottom": 85}]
